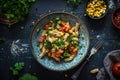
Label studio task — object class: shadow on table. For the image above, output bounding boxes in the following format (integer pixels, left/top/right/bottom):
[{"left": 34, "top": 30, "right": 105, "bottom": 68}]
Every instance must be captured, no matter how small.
[{"left": 84, "top": 15, "right": 108, "bottom": 31}]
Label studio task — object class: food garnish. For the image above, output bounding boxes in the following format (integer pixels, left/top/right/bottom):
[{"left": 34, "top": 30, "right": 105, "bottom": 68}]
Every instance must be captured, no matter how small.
[
  {"left": 18, "top": 73, "right": 38, "bottom": 80},
  {"left": 65, "top": 0, "right": 82, "bottom": 6},
  {"left": 10, "top": 62, "right": 24, "bottom": 75}
]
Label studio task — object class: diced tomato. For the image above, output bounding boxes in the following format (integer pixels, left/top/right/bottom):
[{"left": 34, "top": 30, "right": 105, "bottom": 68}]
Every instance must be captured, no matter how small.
[
  {"left": 44, "top": 24, "right": 50, "bottom": 30},
  {"left": 61, "top": 21, "right": 66, "bottom": 27},
  {"left": 65, "top": 26, "right": 71, "bottom": 32},
  {"left": 59, "top": 27, "right": 65, "bottom": 31},
  {"left": 55, "top": 49, "right": 64, "bottom": 57},
  {"left": 47, "top": 52, "right": 52, "bottom": 57},
  {"left": 38, "top": 36, "right": 46, "bottom": 43}
]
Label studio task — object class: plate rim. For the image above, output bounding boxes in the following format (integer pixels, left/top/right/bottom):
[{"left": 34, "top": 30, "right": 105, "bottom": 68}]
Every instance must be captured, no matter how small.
[{"left": 30, "top": 11, "right": 90, "bottom": 71}]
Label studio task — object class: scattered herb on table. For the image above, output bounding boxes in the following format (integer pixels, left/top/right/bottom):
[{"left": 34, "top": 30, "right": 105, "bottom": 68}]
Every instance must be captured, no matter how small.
[
  {"left": 65, "top": 0, "right": 82, "bottom": 6},
  {"left": 36, "top": 28, "right": 40, "bottom": 33},
  {"left": 111, "top": 40, "right": 116, "bottom": 46},
  {"left": 20, "top": 26, "right": 24, "bottom": 30},
  {"left": 90, "top": 37, "right": 94, "bottom": 41},
  {"left": 31, "top": 21, "right": 35, "bottom": 27},
  {"left": 18, "top": 73, "right": 38, "bottom": 80},
  {"left": 64, "top": 74, "right": 68, "bottom": 77},
  {"left": 0, "top": 37, "right": 6, "bottom": 43},
  {"left": 115, "top": 36, "right": 120, "bottom": 40},
  {"left": 10, "top": 62, "right": 24, "bottom": 75},
  {"left": 0, "top": 0, "right": 36, "bottom": 21}
]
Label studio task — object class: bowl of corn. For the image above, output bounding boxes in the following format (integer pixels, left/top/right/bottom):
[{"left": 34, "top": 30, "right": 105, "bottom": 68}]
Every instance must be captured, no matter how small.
[{"left": 86, "top": 0, "right": 108, "bottom": 19}]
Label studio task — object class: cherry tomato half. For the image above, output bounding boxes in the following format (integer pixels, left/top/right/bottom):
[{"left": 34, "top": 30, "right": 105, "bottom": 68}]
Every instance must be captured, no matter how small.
[{"left": 112, "top": 62, "right": 120, "bottom": 77}]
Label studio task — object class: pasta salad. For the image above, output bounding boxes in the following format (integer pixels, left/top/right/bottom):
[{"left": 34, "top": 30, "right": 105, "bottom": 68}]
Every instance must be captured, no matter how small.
[{"left": 38, "top": 18, "right": 80, "bottom": 62}]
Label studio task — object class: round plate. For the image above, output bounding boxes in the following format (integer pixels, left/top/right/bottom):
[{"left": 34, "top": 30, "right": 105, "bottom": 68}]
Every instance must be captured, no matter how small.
[{"left": 30, "top": 12, "right": 90, "bottom": 71}]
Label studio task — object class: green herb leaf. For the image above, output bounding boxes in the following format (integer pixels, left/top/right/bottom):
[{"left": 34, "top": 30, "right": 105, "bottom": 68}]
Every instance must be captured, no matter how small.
[
  {"left": 36, "top": 28, "right": 40, "bottom": 33},
  {"left": 18, "top": 73, "right": 38, "bottom": 80},
  {"left": 5, "top": 13, "right": 14, "bottom": 19},
  {"left": 54, "top": 38, "right": 64, "bottom": 46},
  {"left": 0, "top": 37, "right": 6, "bottom": 42},
  {"left": 65, "top": 0, "right": 81, "bottom": 6},
  {"left": 14, "top": 62, "right": 24, "bottom": 71},
  {"left": 44, "top": 41, "right": 52, "bottom": 50},
  {"left": 68, "top": 34, "right": 73, "bottom": 43},
  {"left": 10, "top": 62, "right": 25, "bottom": 75},
  {"left": 0, "top": 0, "right": 36, "bottom": 22},
  {"left": 13, "top": 70, "right": 19, "bottom": 75},
  {"left": 63, "top": 52, "right": 70, "bottom": 58}
]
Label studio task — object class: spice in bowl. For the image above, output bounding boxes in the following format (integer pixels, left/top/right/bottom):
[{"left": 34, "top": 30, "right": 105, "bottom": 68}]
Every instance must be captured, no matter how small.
[
  {"left": 86, "top": 0, "right": 107, "bottom": 19},
  {"left": 112, "top": 8, "right": 120, "bottom": 29}
]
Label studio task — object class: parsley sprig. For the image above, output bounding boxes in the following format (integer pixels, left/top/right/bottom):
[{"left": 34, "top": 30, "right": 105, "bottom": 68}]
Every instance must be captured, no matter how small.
[
  {"left": 65, "top": 0, "right": 82, "bottom": 6},
  {"left": 10, "top": 62, "right": 24, "bottom": 75}
]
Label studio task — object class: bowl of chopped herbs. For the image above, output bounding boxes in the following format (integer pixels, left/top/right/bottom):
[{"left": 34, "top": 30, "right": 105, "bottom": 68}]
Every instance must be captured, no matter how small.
[{"left": 0, "top": 0, "right": 36, "bottom": 25}]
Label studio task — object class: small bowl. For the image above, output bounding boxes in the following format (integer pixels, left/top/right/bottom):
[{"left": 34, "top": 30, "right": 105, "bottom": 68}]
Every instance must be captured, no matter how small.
[
  {"left": 86, "top": 0, "right": 108, "bottom": 19},
  {"left": 112, "top": 8, "right": 120, "bottom": 29}
]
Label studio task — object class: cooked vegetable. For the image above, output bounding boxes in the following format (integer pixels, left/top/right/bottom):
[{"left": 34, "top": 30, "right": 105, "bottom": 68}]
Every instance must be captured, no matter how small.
[
  {"left": 38, "top": 18, "right": 80, "bottom": 62},
  {"left": 86, "top": 0, "right": 107, "bottom": 18}
]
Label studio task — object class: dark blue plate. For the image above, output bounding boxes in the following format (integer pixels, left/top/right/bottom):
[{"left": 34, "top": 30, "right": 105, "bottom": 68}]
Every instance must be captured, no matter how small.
[{"left": 30, "top": 12, "right": 90, "bottom": 71}]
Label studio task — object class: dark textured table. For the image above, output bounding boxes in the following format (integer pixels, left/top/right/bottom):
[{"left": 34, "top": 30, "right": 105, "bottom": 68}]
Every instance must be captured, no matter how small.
[{"left": 0, "top": 0, "right": 120, "bottom": 80}]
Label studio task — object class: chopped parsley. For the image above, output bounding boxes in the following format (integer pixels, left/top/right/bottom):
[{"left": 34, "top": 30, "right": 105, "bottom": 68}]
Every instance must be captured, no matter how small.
[
  {"left": 44, "top": 41, "right": 52, "bottom": 50},
  {"left": 0, "top": 37, "right": 6, "bottom": 43},
  {"left": 54, "top": 38, "right": 65, "bottom": 49}
]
